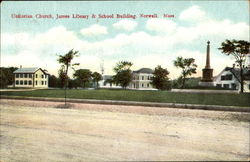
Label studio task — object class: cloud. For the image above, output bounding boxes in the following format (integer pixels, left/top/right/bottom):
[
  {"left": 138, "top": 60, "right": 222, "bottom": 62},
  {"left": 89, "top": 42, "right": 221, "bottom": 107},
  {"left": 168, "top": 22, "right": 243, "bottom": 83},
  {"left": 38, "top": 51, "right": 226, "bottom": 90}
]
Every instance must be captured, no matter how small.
[
  {"left": 179, "top": 5, "right": 206, "bottom": 21},
  {"left": 1, "top": 5, "right": 249, "bottom": 78},
  {"left": 80, "top": 24, "right": 108, "bottom": 36},
  {"left": 113, "top": 20, "right": 138, "bottom": 31},
  {"left": 146, "top": 19, "right": 177, "bottom": 34}
]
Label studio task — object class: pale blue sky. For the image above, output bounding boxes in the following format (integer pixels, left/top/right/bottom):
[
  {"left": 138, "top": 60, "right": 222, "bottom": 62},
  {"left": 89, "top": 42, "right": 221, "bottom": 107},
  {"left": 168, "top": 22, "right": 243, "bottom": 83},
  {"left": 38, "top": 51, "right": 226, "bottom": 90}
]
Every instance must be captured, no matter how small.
[{"left": 1, "top": 1, "right": 249, "bottom": 78}]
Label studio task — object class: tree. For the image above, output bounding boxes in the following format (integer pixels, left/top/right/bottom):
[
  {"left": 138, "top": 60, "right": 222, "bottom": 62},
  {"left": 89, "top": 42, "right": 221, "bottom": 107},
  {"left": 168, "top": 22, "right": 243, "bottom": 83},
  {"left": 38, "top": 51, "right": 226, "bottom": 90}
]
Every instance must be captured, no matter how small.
[
  {"left": 173, "top": 57, "right": 197, "bottom": 88},
  {"left": 218, "top": 39, "right": 250, "bottom": 93},
  {"left": 68, "top": 79, "right": 81, "bottom": 89},
  {"left": 113, "top": 61, "right": 133, "bottom": 89},
  {"left": 151, "top": 65, "right": 171, "bottom": 90},
  {"left": 73, "top": 69, "right": 92, "bottom": 88},
  {"left": 0, "top": 67, "right": 18, "bottom": 88},
  {"left": 48, "top": 75, "right": 60, "bottom": 88},
  {"left": 57, "top": 49, "right": 79, "bottom": 104},
  {"left": 92, "top": 72, "right": 102, "bottom": 88},
  {"left": 104, "top": 78, "right": 114, "bottom": 87},
  {"left": 0, "top": 70, "right": 8, "bottom": 88}
]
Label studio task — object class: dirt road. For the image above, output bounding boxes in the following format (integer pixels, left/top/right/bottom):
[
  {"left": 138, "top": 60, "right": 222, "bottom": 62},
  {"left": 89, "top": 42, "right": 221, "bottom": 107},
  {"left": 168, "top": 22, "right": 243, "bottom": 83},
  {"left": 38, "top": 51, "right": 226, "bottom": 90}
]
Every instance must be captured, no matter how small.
[{"left": 0, "top": 99, "right": 249, "bottom": 161}]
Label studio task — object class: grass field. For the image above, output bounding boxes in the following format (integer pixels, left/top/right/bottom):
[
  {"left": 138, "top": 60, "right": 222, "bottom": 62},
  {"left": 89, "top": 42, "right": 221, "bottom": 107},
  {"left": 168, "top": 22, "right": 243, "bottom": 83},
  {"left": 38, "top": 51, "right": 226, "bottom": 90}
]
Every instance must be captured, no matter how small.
[{"left": 1, "top": 89, "right": 249, "bottom": 107}]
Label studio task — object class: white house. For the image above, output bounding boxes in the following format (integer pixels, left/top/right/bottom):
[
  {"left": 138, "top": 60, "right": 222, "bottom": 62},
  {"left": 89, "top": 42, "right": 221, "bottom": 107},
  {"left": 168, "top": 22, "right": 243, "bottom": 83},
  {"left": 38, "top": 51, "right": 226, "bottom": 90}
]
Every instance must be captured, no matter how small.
[
  {"left": 13, "top": 67, "right": 49, "bottom": 88},
  {"left": 213, "top": 67, "right": 250, "bottom": 92},
  {"left": 99, "top": 68, "right": 156, "bottom": 90},
  {"left": 129, "top": 68, "right": 155, "bottom": 90}
]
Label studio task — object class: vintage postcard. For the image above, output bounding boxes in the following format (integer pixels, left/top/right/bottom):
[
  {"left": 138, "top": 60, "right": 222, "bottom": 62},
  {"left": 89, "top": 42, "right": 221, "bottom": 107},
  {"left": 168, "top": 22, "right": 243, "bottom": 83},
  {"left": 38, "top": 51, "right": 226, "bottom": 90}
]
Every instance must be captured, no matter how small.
[{"left": 0, "top": 0, "right": 249, "bottom": 161}]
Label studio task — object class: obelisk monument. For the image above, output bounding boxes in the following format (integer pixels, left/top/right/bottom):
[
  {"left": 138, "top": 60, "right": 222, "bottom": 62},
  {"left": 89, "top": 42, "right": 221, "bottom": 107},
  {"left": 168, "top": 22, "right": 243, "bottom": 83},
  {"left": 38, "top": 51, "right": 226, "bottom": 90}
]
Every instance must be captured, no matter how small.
[{"left": 199, "top": 41, "right": 214, "bottom": 86}]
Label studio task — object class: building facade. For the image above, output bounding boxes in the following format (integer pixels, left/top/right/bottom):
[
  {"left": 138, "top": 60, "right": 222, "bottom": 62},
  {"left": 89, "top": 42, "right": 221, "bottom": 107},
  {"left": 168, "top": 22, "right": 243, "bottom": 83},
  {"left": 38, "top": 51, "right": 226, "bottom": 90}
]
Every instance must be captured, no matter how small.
[
  {"left": 99, "top": 68, "right": 156, "bottom": 90},
  {"left": 213, "top": 67, "right": 250, "bottom": 92},
  {"left": 129, "top": 68, "right": 155, "bottom": 90},
  {"left": 13, "top": 67, "right": 49, "bottom": 88}
]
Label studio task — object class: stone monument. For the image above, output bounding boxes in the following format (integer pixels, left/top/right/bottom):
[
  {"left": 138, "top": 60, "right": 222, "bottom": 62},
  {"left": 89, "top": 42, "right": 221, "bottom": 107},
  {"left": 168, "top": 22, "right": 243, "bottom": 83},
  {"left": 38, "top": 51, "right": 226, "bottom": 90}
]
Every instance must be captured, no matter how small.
[{"left": 199, "top": 41, "right": 214, "bottom": 86}]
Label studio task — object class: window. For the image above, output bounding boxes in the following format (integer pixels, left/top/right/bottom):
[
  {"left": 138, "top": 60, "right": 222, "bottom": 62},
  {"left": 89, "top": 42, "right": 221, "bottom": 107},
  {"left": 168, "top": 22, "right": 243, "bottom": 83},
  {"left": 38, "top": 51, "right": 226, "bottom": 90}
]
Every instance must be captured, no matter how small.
[
  {"left": 148, "top": 76, "right": 150, "bottom": 80},
  {"left": 142, "top": 83, "right": 144, "bottom": 87},
  {"left": 45, "top": 75, "right": 47, "bottom": 78},
  {"left": 29, "top": 74, "right": 32, "bottom": 78},
  {"left": 226, "top": 75, "right": 233, "bottom": 80},
  {"left": 20, "top": 74, "right": 23, "bottom": 78},
  {"left": 36, "top": 74, "right": 38, "bottom": 78},
  {"left": 24, "top": 74, "right": 27, "bottom": 78},
  {"left": 216, "top": 84, "right": 222, "bottom": 88},
  {"left": 20, "top": 80, "right": 23, "bottom": 85},
  {"left": 147, "top": 83, "right": 150, "bottom": 87},
  {"left": 231, "top": 83, "right": 236, "bottom": 90},
  {"left": 223, "top": 84, "right": 229, "bottom": 89},
  {"left": 35, "top": 81, "right": 37, "bottom": 85},
  {"left": 29, "top": 81, "right": 32, "bottom": 85},
  {"left": 249, "top": 84, "right": 250, "bottom": 90},
  {"left": 221, "top": 74, "right": 232, "bottom": 81},
  {"left": 45, "top": 81, "right": 46, "bottom": 85},
  {"left": 16, "top": 74, "right": 19, "bottom": 78},
  {"left": 41, "top": 74, "right": 44, "bottom": 78},
  {"left": 16, "top": 80, "right": 19, "bottom": 85},
  {"left": 42, "top": 81, "right": 44, "bottom": 85},
  {"left": 142, "top": 76, "right": 144, "bottom": 80},
  {"left": 24, "top": 80, "right": 27, "bottom": 85}
]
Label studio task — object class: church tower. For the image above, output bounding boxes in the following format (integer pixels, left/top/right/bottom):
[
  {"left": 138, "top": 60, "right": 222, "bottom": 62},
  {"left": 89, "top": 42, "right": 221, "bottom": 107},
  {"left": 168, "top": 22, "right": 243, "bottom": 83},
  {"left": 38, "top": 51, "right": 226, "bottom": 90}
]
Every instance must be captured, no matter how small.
[{"left": 199, "top": 41, "right": 214, "bottom": 86}]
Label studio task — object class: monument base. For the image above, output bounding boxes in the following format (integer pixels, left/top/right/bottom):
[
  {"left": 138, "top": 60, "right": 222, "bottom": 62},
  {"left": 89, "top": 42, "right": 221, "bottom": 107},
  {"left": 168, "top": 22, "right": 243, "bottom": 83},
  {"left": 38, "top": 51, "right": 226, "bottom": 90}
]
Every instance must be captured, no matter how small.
[{"left": 199, "top": 81, "right": 214, "bottom": 87}]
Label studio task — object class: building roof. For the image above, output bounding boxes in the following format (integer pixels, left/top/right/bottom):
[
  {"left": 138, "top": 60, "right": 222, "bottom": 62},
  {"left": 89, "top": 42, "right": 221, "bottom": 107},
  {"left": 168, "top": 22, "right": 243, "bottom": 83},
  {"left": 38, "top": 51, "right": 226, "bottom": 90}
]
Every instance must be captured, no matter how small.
[
  {"left": 224, "top": 67, "right": 250, "bottom": 81},
  {"left": 133, "top": 68, "right": 153, "bottom": 74},
  {"left": 102, "top": 75, "right": 113, "bottom": 80},
  {"left": 13, "top": 67, "right": 49, "bottom": 74}
]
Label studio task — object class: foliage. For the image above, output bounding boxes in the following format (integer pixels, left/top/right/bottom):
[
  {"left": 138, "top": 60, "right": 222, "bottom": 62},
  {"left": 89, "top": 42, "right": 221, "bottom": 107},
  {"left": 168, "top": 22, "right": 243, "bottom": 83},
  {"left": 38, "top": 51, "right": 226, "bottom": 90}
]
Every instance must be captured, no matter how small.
[
  {"left": 68, "top": 79, "right": 81, "bottom": 89},
  {"left": 73, "top": 69, "right": 92, "bottom": 88},
  {"left": 104, "top": 78, "right": 115, "bottom": 87},
  {"left": 0, "top": 67, "right": 18, "bottom": 88},
  {"left": 92, "top": 72, "right": 102, "bottom": 88},
  {"left": 113, "top": 61, "right": 133, "bottom": 73},
  {"left": 48, "top": 75, "right": 60, "bottom": 88},
  {"left": 151, "top": 65, "right": 171, "bottom": 90},
  {"left": 113, "top": 70, "right": 133, "bottom": 88},
  {"left": 172, "top": 77, "right": 201, "bottom": 89},
  {"left": 113, "top": 61, "right": 133, "bottom": 89},
  {"left": 58, "top": 68, "right": 68, "bottom": 88},
  {"left": 173, "top": 57, "right": 197, "bottom": 88},
  {"left": 57, "top": 49, "right": 80, "bottom": 88},
  {"left": 218, "top": 39, "right": 250, "bottom": 93}
]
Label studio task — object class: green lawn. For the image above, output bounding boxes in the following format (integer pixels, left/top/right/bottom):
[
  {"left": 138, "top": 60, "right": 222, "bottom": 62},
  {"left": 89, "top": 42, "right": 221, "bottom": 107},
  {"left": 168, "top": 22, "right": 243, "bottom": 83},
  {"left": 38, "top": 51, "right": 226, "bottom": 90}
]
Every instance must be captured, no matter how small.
[{"left": 1, "top": 89, "right": 250, "bottom": 107}]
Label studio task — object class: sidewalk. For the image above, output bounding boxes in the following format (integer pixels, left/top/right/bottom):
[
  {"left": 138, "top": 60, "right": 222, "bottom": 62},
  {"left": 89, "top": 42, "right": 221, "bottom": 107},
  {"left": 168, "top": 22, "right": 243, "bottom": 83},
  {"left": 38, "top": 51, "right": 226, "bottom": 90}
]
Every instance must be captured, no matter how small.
[
  {"left": 171, "top": 89, "right": 239, "bottom": 93},
  {"left": 1, "top": 95, "right": 249, "bottom": 113}
]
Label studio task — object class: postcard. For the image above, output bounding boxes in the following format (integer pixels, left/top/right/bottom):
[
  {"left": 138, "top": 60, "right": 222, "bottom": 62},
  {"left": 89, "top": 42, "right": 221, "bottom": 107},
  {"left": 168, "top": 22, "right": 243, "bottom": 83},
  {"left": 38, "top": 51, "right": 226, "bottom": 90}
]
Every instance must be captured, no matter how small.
[{"left": 0, "top": 0, "right": 249, "bottom": 161}]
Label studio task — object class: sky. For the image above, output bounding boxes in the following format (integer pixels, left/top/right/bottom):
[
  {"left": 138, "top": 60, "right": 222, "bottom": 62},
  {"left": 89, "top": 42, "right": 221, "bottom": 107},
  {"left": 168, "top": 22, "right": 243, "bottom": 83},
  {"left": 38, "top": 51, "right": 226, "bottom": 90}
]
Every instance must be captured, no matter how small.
[{"left": 1, "top": 0, "right": 249, "bottom": 79}]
